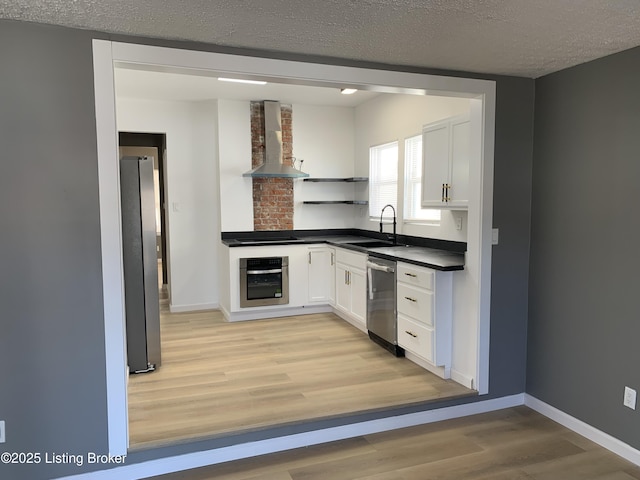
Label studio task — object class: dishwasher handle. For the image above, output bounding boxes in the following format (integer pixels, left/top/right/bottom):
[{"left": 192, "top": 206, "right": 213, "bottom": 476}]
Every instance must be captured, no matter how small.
[{"left": 366, "top": 261, "right": 395, "bottom": 273}]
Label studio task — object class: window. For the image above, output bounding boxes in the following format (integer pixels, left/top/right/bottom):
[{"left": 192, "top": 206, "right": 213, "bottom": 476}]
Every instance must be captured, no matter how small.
[
  {"left": 404, "top": 134, "right": 441, "bottom": 223},
  {"left": 369, "top": 141, "right": 398, "bottom": 218}
]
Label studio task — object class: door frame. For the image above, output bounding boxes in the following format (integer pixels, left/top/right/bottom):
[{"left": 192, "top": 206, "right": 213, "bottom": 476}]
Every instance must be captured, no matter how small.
[{"left": 92, "top": 39, "right": 495, "bottom": 455}]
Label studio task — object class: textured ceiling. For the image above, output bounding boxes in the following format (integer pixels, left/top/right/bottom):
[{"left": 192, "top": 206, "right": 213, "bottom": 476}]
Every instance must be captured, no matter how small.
[{"left": 2, "top": 0, "right": 640, "bottom": 78}]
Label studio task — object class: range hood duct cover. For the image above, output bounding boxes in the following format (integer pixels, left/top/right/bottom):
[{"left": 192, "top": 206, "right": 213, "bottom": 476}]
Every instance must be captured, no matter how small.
[{"left": 243, "top": 101, "right": 309, "bottom": 178}]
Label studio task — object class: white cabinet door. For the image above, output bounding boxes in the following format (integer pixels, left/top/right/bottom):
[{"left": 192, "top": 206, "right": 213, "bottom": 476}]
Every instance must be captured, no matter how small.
[
  {"left": 307, "top": 247, "right": 333, "bottom": 304},
  {"left": 333, "top": 248, "right": 367, "bottom": 329},
  {"left": 422, "top": 115, "right": 470, "bottom": 209},
  {"left": 349, "top": 267, "right": 367, "bottom": 327},
  {"left": 335, "top": 263, "right": 351, "bottom": 313},
  {"left": 422, "top": 122, "right": 450, "bottom": 206},
  {"left": 328, "top": 247, "right": 336, "bottom": 305},
  {"left": 449, "top": 117, "right": 470, "bottom": 207}
]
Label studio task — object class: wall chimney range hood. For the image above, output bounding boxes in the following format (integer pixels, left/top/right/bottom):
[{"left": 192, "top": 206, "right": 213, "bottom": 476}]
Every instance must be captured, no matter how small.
[{"left": 243, "top": 101, "right": 309, "bottom": 178}]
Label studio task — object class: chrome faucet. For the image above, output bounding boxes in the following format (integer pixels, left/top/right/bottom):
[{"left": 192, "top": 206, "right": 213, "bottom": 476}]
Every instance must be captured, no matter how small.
[{"left": 379, "top": 204, "right": 397, "bottom": 245}]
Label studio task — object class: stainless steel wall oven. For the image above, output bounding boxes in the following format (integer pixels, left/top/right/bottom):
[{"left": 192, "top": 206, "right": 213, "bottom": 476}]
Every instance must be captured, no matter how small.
[{"left": 239, "top": 257, "right": 289, "bottom": 307}]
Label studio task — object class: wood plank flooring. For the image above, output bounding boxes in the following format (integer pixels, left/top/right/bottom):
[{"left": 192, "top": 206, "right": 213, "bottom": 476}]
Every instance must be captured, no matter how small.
[
  {"left": 127, "top": 297, "right": 474, "bottom": 449},
  {"left": 146, "top": 406, "right": 640, "bottom": 480}
]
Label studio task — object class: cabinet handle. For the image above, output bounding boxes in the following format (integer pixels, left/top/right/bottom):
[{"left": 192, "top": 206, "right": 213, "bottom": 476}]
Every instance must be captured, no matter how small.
[
  {"left": 404, "top": 273, "right": 417, "bottom": 278},
  {"left": 308, "top": 252, "right": 311, "bottom": 264},
  {"left": 331, "top": 252, "right": 334, "bottom": 265},
  {"left": 446, "top": 183, "right": 451, "bottom": 202},
  {"left": 405, "top": 330, "right": 418, "bottom": 338},
  {"left": 441, "top": 183, "right": 445, "bottom": 202},
  {"left": 347, "top": 271, "right": 351, "bottom": 285},
  {"left": 404, "top": 296, "right": 417, "bottom": 303},
  {"left": 345, "top": 270, "right": 348, "bottom": 284}
]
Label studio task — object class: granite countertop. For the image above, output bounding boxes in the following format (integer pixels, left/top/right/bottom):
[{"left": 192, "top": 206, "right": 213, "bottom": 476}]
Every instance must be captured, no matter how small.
[{"left": 221, "top": 233, "right": 465, "bottom": 271}]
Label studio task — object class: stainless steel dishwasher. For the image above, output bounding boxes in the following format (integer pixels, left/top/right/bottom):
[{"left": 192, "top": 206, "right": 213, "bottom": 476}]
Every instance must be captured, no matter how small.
[{"left": 366, "top": 256, "right": 405, "bottom": 357}]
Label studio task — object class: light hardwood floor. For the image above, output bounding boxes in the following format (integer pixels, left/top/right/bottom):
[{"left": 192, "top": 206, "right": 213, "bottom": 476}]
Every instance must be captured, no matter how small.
[
  {"left": 146, "top": 406, "right": 640, "bottom": 480},
  {"left": 127, "top": 293, "right": 474, "bottom": 449}
]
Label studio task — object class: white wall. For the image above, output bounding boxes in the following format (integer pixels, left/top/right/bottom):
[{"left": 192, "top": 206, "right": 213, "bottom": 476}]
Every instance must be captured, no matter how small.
[
  {"left": 217, "top": 99, "right": 254, "bottom": 232},
  {"left": 292, "top": 104, "right": 361, "bottom": 229},
  {"left": 116, "top": 97, "right": 220, "bottom": 311},
  {"left": 216, "top": 100, "right": 360, "bottom": 232},
  {"left": 354, "top": 93, "right": 471, "bottom": 242}
]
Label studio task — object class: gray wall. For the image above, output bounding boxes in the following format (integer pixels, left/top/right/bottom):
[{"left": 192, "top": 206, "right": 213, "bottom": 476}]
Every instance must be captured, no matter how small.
[
  {"left": 0, "top": 21, "right": 109, "bottom": 479},
  {"left": 0, "top": 19, "right": 533, "bottom": 478},
  {"left": 528, "top": 47, "right": 640, "bottom": 449}
]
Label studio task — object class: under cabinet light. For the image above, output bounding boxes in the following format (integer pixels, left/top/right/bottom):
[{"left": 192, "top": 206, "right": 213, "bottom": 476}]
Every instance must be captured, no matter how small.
[
  {"left": 340, "top": 88, "right": 358, "bottom": 95},
  {"left": 218, "top": 78, "right": 267, "bottom": 85}
]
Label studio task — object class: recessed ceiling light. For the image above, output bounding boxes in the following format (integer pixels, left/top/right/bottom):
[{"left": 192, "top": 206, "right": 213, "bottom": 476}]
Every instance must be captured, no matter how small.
[
  {"left": 340, "top": 88, "right": 358, "bottom": 95},
  {"left": 218, "top": 77, "right": 267, "bottom": 85}
]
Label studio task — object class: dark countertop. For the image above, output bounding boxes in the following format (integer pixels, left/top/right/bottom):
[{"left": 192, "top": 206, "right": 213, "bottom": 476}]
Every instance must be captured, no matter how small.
[{"left": 221, "top": 231, "right": 465, "bottom": 271}]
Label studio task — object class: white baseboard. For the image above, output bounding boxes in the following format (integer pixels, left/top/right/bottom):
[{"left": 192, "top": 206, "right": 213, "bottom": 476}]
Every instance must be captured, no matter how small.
[
  {"left": 169, "top": 302, "right": 219, "bottom": 313},
  {"left": 223, "top": 304, "right": 332, "bottom": 322},
  {"left": 524, "top": 394, "right": 640, "bottom": 467},
  {"left": 451, "top": 368, "right": 475, "bottom": 390},
  {"left": 57, "top": 394, "right": 524, "bottom": 480},
  {"left": 405, "top": 351, "right": 448, "bottom": 379},
  {"left": 331, "top": 307, "right": 367, "bottom": 333}
]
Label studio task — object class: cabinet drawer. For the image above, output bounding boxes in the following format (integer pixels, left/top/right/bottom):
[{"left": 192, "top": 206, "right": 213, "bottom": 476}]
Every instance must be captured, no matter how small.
[
  {"left": 398, "top": 315, "right": 434, "bottom": 362},
  {"left": 397, "top": 263, "right": 434, "bottom": 290},
  {"left": 397, "top": 283, "right": 433, "bottom": 326},
  {"left": 335, "top": 248, "right": 366, "bottom": 270}
]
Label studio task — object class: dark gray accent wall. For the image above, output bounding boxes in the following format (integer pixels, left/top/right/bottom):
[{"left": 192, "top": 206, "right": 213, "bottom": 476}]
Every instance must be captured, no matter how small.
[
  {"left": 528, "top": 47, "right": 640, "bottom": 449},
  {"left": 488, "top": 78, "right": 534, "bottom": 396},
  {"left": 0, "top": 21, "right": 109, "bottom": 479},
  {"left": 0, "top": 19, "right": 534, "bottom": 478}
]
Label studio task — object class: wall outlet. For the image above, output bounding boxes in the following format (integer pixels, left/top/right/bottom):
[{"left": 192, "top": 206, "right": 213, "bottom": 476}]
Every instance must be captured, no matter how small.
[
  {"left": 455, "top": 216, "right": 463, "bottom": 230},
  {"left": 0, "top": 420, "right": 5, "bottom": 443},
  {"left": 624, "top": 386, "right": 637, "bottom": 410},
  {"left": 491, "top": 228, "right": 499, "bottom": 245}
]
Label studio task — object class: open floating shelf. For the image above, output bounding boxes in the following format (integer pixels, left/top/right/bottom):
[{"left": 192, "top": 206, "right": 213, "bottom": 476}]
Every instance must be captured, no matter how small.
[
  {"left": 303, "top": 200, "right": 368, "bottom": 205},
  {"left": 303, "top": 177, "right": 368, "bottom": 182}
]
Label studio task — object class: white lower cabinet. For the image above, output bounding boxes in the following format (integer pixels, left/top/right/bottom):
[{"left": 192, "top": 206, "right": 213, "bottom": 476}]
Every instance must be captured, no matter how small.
[
  {"left": 396, "top": 262, "right": 452, "bottom": 372},
  {"left": 307, "top": 246, "right": 335, "bottom": 304},
  {"left": 334, "top": 247, "right": 367, "bottom": 329}
]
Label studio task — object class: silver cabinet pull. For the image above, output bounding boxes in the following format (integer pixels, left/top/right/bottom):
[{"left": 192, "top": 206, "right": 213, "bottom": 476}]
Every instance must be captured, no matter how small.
[
  {"left": 404, "top": 296, "right": 417, "bottom": 303},
  {"left": 405, "top": 330, "right": 417, "bottom": 338},
  {"left": 308, "top": 252, "right": 311, "bottom": 264},
  {"left": 331, "top": 252, "right": 334, "bottom": 265}
]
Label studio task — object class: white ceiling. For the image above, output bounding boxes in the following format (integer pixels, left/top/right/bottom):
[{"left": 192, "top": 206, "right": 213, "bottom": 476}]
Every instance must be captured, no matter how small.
[
  {"left": 2, "top": 1, "right": 640, "bottom": 78},
  {"left": 114, "top": 67, "right": 382, "bottom": 106}
]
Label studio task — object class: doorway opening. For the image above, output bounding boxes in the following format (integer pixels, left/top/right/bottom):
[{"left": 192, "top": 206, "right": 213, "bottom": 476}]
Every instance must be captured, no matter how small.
[
  {"left": 94, "top": 40, "right": 495, "bottom": 457},
  {"left": 119, "top": 132, "right": 169, "bottom": 290}
]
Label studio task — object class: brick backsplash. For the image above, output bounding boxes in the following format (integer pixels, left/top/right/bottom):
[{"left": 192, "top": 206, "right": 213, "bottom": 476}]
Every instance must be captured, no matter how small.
[{"left": 250, "top": 101, "right": 294, "bottom": 231}]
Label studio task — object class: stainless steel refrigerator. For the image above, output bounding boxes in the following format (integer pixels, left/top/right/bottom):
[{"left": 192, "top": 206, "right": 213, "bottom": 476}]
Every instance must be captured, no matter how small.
[{"left": 120, "top": 156, "right": 161, "bottom": 373}]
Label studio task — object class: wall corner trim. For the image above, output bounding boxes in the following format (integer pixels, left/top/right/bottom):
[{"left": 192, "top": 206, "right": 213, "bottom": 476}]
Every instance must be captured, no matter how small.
[{"left": 525, "top": 394, "right": 640, "bottom": 467}]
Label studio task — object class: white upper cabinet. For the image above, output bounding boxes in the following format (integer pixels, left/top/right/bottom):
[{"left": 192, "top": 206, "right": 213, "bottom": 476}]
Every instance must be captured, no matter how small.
[{"left": 421, "top": 115, "right": 470, "bottom": 210}]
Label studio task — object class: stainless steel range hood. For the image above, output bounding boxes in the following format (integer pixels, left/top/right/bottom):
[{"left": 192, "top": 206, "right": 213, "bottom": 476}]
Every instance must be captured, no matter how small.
[{"left": 243, "top": 101, "right": 309, "bottom": 178}]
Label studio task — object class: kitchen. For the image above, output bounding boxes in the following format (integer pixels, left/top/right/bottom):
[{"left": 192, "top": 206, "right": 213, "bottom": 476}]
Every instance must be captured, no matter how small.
[{"left": 112, "top": 54, "right": 493, "bottom": 449}]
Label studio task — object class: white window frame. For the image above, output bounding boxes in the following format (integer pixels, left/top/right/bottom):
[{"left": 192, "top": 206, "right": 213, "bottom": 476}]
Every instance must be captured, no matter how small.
[
  {"left": 404, "top": 134, "right": 441, "bottom": 225},
  {"left": 369, "top": 141, "right": 399, "bottom": 219}
]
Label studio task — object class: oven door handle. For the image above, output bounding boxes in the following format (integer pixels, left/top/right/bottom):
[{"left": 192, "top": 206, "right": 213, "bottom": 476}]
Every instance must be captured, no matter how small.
[{"left": 246, "top": 268, "right": 283, "bottom": 275}]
